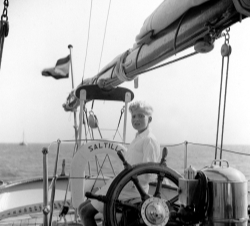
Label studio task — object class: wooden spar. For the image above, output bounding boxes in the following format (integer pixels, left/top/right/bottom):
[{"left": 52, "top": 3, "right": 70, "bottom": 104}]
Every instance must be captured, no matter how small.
[
  {"left": 62, "top": 0, "right": 250, "bottom": 112},
  {"left": 83, "top": 0, "right": 249, "bottom": 90}
]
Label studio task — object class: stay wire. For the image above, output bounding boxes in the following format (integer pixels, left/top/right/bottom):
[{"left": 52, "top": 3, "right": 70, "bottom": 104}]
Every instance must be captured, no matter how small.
[
  {"left": 215, "top": 29, "right": 231, "bottom": 161},
  {"left": 214, "top": 55, "right": 224, "bottom": 160},
  {"left": 82, "top": 0, "right": 93, "bottom": 84},
  {"left": 91, "top": 0, "right": 112, "bottom": 110},
  {"left": 102, "top": 51, "right": 198, "bottom": 89},
  {"left": 113, "top": 106, "right": 124, "bottom": 140},
  {"left": 131, "top": 51, "right": 198, "bottom": 78},
  {"left": 97, "top": 0, "right": 112, "bottom": 73},
  {"left": 219, "top": 55, "right": 230, "bottom": 160}
]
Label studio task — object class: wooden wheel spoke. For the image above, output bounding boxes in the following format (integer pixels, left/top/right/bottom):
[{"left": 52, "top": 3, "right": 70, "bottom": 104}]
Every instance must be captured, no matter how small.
[
  {"left": 167, "top": 194, "right": 179, "bottom": 205},
  {"left": 153, "top": 172, "right": 164, "bottom": 198},
  {"left": 131, "top": 175, "right": 150, "bottom": 200},
  {"left": 104, "top": 163, "right": 182, "bottom": 226},
  {"left": 114, "top": 199, "right": 139, "bottom": 211}
]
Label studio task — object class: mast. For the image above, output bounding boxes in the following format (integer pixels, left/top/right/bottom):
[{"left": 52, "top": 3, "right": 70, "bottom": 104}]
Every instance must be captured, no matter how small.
[{"left": 19, "top": 131, "right": 27, "bottom": 146}]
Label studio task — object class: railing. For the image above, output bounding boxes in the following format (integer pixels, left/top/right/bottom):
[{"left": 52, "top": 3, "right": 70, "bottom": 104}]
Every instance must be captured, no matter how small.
[
  {"left": 42, "top": 139, "right": 250, "bottom": 226},
  {"left": 161, "top": 141, "right": 250, "bottom": 170}
]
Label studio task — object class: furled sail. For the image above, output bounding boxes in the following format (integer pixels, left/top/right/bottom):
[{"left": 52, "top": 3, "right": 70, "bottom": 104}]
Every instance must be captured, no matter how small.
[
  {"left": 63, "top": 0, "right": 250, "bottom": 111},
  {"left": 135, "top": 0, "right": 210, "bottom": 43}
]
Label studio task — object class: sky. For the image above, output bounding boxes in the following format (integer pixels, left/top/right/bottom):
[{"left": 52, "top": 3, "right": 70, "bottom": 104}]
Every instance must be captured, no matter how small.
[{"left": 0, "top": 0, "right": 249, "bottom": 145}]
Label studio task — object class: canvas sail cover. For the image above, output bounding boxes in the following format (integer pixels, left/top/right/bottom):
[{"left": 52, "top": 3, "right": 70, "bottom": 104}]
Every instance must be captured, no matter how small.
[
  {"left": 95, "top": 0, "right": 211, "bottom": 84},
  {"left": 64, "top": 0, "right": 247, "bottom": 111},
  {"left": 135, "top": 0, "right": 210, "bottom": 44}
]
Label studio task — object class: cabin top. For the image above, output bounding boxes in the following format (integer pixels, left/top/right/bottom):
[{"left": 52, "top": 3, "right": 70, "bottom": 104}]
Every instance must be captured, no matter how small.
[{"left": 75, "top": 84, "right": 134, "bottom": 103}]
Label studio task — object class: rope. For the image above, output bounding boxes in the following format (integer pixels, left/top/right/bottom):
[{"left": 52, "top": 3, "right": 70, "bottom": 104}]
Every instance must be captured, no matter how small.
[
  {"left": 161, "top": 141, "right": 250, "bottom": 158},
  {"left": 173, "top": 11, "right": 188, "bottom": 54},
  {"left": 219, "top": 52, "right": 230, "bottom": 160},
  {"left": 89, "top": 154, "right": 111, "bottom": 194},
  {"left": 135, "top": 51, "right": 198, "bottom": 77},
  {"left": 101, "top": 51, "right": 198, "bottom": 89},
  {"left": 114, "top": 50, "right": 132, "bottom": 82},
  {"left": 97, "top": 125, "right": 103, "bottom": 139},
  {"left": 91, "top": 0, "right": 112, "bottom": 109},
  {"left": 83, "top": 108, "right": 91, "bottom": 141},
  {"left": 214, "top": 54, "right": 224, "bottom": 159},
  {"left": 97, "top": 0, "right": 112, "bottom": 73},
  {"left": 113, "top": 106, "right": 124, "bottom": 140},
  {"left": 215, "top": 29, "right": 231, "bottom": 161},
  {"left": 161, "top": 141, "right": 186, "bottom": 148},
  {"left": 82, "top": 0, "right": 93, "bottom": 83}
]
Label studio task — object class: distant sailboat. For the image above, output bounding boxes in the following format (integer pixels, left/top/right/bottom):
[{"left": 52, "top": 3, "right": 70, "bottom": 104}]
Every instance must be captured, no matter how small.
[{"left": 19, "top": 131, "right": 27, "bottom": 146}]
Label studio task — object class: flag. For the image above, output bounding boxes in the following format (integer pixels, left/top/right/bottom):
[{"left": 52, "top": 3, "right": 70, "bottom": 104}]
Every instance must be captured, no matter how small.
[{"left": 42, "top": 55, "right": 70, "bottom": 79}]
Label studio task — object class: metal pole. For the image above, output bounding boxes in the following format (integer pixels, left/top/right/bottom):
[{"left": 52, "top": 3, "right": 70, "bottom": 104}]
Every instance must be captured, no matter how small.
[
  {"left": 184, "top": 141, "right": 188, "bottom": 169},
  {"left": 42, "top": 147, "right": 49, "bottom": 226},
  {"left": 78, "top": 89, "right": 86, "bottom": 147},
  {"left": 123, "top": 92, "right": 131, "bottom": 143},
  {"left": 68, "top": 45, "right": 75, "bottom": 89},
  {"left": 68, "top": 45, "right": 79, "bottom": 151},
  {"left": 49, "top": 140, "right": 61, "bottom": 226}
]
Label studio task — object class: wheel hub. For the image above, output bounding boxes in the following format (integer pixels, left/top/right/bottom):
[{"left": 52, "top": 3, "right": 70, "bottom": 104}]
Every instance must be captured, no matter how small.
[{"left": 141, "top": 197, "right": 169, "bottom": 226}]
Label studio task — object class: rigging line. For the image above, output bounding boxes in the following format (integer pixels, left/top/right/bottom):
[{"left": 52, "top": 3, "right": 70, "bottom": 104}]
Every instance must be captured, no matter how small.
[
  {"left": 83, "top": 108, "right": 90, "bottom": 142},
  {"left": 173, "top": 10, "right": 189, "bottom": 54},
  {"left": 215, "top": 30, "right": 231, "bottom": 161},
  {"left": 117, "top": 130, "right": 123, "bottom": 141},
  {"left": 102, "top": 51, "right": 198, "bottom": 88},
  {"left": 138, "top": 51, "right": 198, "bottom": 75},
  {"left": 85, "top": 108, "right": 92, "bottom": 139},
  {"left": 97, "top": 125, "right": 103, "bottom": 139},
  {"left": 97, "top": 0, "right": 112, "bottom": 73},
  {"left": 82, "top": 0, "right": 93, "bottom": 84},
  {"left": 116, "top": 51, "right": 199, "bottom": 84},
  {"left": 90, "top": 155, "right": 110, "bottom": 192},
  {"left": 219, "top": 53, "right": 230, "bottom": 160},
  {"left": 113, "top": 106, "right": 124, "bottom": 140},
  {"left": 91, "top": 0, "right": 112, "bottom": 110},
  {"left": 214, "top": 55, "right": 225, "bottom": 160}
]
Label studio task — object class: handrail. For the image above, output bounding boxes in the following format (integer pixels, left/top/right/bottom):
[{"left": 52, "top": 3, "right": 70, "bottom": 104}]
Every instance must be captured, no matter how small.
[
  {"left": 161, "top": 140, "right": 250, "bottom": 171},
  {"left": 48, "top": 140, "right": 61, "bottom": 226},
  {"left": 43, "top": 138, "right": 249, "bottom": 225},
  {"left": 161, "top": 141, "right": 186, "bottom": 148},
  {"left": 188, "top": 141, "right": 250, "bottom": 156},
  {"left": 42, "top": 147, "right": 49, "bottom": 226},
  {"left": 50, "top": 139, "right": 250, "bottom": 160},
  {"left": 161, "top": 140, "right": 250, "bottom": 156},
  {"left": 47, "top": 139, "right": 250, "bottom": 180},
  {"left": 59, "top": 138, "right": 130, "bottom": 145},
  {"left": 49, "top": 138, "right": 250, "bottom": 159}
]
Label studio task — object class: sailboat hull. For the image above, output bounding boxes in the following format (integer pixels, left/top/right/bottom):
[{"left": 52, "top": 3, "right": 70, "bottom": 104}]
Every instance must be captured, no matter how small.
[{"left": 0, "top": 176, "right": 108, "bottom": 221}]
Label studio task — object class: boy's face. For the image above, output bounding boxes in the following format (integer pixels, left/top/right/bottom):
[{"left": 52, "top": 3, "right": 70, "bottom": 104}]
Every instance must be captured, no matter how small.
[{"left": 131, "top": 109, "right": 151, "bottom": 133}]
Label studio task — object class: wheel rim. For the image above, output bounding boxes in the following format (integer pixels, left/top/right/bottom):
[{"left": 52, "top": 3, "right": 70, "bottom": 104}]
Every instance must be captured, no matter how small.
[{"left": 104, "top": 163, "right": 183, "bottom": 226}]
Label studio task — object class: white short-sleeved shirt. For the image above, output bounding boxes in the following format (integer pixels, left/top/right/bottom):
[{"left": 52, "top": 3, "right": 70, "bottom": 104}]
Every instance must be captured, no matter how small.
[
  {"left": 91, "top": 128, "right": 161, "bottom": 213},
  {"left": 126, "top": 128, "right": 161, "bottom": 165}
]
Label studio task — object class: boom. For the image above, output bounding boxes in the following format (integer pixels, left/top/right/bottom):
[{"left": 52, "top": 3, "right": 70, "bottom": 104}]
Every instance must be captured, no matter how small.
[{"left": 63, "top": 0, "right": 250, "bottom": 111}]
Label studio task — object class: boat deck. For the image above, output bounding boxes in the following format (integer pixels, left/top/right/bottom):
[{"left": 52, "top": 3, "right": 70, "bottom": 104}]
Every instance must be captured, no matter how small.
[
  {"left": 0, "top": 210, "right": 103, "bottom": 226},
  {"left": 0, "top": 210, "right": 249, "bottom": 226}
]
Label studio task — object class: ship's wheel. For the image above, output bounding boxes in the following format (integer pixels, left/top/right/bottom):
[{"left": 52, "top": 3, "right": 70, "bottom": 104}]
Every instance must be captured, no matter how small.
[{"left": 103, "top": 150, "right": 183, "bottom": 226}]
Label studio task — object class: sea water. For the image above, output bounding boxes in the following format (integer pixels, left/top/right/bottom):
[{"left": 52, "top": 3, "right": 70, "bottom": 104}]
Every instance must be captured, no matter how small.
[{"left": 0, "top": 142, "right": 249, "bottom": 191}]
